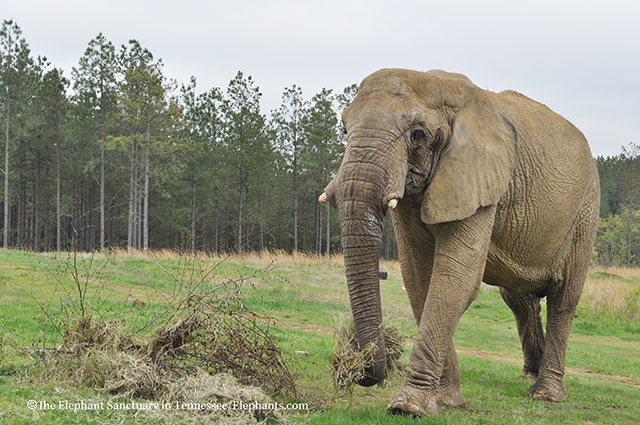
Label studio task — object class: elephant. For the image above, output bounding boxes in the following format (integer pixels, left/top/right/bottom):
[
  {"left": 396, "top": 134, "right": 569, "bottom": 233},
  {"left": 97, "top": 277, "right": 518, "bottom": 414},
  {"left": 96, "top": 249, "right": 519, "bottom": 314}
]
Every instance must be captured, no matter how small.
[{"left": 319, "top": 69, "right": 600, "bottom": 416}]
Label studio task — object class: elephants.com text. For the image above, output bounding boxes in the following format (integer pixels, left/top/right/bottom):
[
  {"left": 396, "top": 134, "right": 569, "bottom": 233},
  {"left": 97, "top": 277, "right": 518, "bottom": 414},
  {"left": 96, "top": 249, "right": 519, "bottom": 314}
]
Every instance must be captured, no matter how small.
[{"left": 27, "top": 399, "right": 309, "bottom": 413}]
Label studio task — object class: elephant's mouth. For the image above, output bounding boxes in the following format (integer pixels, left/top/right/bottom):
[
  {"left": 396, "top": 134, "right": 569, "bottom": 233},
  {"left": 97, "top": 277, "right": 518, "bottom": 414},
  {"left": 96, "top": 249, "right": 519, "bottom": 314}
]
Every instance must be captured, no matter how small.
[{"left": 405, "top": 168, "right": 427, "bottom": 196}]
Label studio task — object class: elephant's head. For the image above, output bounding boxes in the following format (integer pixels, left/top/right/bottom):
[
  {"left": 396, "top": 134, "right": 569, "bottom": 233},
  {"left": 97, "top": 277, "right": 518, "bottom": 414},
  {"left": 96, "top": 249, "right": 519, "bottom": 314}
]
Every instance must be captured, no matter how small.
[{"left": 321, "top": 69, "right": 516, "bottom": 386}]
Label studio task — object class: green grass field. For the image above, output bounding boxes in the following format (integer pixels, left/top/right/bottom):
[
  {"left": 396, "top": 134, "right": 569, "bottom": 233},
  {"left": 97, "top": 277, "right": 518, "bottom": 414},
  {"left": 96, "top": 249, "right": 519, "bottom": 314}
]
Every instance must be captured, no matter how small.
[{"left": 1, "top": 249, "right": 639, "bottom": 424}]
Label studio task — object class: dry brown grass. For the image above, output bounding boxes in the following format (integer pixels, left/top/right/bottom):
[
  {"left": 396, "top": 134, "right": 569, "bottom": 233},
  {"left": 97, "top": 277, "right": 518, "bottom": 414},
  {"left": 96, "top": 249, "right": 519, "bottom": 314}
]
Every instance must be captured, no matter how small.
[
  {"left": 590, "top": 265, "right": 640, "bottom": 281},
  {"left": 583, "top": 266, "right": 640, "bottom": 312},
  {"left": 108, "top": 247, "right": 347, "bottom": 267}
]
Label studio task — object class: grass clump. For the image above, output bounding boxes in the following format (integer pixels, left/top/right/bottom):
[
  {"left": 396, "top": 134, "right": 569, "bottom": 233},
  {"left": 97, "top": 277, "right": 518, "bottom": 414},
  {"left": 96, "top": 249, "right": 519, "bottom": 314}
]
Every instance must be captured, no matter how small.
[{"left": 331, "top": 316, "right": 407, "bottom": 393}]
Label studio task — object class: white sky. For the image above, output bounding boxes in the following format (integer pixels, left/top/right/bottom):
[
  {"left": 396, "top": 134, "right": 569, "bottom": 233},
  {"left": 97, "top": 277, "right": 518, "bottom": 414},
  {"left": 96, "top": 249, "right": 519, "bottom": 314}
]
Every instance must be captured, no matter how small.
[{"left": 2, "top": 0, "right": 639, "bottom": 157}]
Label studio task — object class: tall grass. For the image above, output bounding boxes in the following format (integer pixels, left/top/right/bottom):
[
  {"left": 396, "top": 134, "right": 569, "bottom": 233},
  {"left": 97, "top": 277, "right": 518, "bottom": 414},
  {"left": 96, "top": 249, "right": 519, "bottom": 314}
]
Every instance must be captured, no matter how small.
[
  {"left": 583, "top": 266, "right": 640, "bottom": 315},
  {"left": 107, "top": 247, "right": 347, "bottom": 267}
]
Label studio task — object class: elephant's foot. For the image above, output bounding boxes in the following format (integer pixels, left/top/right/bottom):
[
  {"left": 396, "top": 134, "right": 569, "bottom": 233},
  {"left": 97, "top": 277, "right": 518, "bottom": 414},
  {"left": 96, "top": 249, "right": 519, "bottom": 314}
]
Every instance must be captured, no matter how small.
[
  {"left": 521, "top": 367, "right": 538, "bottom": 380},
  {"left": 437, "top": 386, "right": 466, "bottom": 408},
  {"left": 387, "top": 387, "right": 438, "bottom": 417},
  {"left": 528, "top": 379, "right": 568, "bottom": 402}
]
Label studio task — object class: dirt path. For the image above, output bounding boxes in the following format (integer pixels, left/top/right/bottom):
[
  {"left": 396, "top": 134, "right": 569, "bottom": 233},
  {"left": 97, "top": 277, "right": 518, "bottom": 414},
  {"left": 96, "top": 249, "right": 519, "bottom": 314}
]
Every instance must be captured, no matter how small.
[
  {"left": 456, "top": 348, "right": 639, "bottom": 386},
  {"left": 571, "top": 334, "right": 640, "bottom": 350},
  {"left": 280, "top": 320, "right": 334, "bottom": 335}
]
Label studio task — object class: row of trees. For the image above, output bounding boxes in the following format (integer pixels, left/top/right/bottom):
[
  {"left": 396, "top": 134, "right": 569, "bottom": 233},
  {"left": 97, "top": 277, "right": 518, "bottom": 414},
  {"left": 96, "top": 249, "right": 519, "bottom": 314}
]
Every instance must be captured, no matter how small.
[
  {"left": 0, "top": 20, "right": 399, "bottom": 258},
  {"left": 595, "top": 143, "right": 640, "bottom": 267}
]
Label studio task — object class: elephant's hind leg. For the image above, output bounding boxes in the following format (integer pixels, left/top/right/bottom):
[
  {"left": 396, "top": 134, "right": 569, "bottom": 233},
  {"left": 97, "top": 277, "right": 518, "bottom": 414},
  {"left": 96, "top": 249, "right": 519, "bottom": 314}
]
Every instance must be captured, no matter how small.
[
  {"left": 529, "top": 205, "right": 597, "bottom": 402},
  {"left": 528, "top": 280, "right": 579, "bottom": 402},
  {"left": 499, "top": 287, "right": 545, "bottom": 379}
]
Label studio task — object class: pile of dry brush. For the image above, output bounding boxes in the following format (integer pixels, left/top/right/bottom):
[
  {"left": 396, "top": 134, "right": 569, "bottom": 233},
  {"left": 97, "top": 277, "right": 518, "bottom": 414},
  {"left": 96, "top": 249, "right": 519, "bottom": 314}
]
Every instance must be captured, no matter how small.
[{"left": 35, "top": 269, "right": 299, "bottom": 424}]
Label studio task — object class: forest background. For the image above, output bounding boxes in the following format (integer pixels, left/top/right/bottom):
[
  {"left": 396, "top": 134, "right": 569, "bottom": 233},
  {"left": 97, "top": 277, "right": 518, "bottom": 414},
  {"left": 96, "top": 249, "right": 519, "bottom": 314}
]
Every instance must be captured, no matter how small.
[{"left": 1, "top": 20, "right": 638, "bottom": 266}]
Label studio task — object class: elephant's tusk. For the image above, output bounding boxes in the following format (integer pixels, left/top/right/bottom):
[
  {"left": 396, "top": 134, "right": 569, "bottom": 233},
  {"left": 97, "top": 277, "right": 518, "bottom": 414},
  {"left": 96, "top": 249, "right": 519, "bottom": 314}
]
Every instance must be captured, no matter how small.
[
  {"left": 318, "top": 192, "right": 328, "bottom": 203},
  {"left": 388, "top": 199, "right": 398, "bottom": 209}
]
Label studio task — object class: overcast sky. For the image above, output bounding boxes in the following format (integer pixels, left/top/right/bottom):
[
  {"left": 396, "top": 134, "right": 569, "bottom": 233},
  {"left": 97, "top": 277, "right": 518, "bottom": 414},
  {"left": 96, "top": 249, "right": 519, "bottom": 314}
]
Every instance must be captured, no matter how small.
[{"left": 3, "top": 0, "right": 639, "bottom": 157}]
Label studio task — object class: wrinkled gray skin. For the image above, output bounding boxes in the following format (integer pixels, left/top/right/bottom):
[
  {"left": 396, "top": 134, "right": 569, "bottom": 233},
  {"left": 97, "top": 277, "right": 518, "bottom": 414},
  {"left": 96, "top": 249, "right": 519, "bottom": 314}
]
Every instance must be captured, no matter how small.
[{"left": 322, "top": 69, "right": 600, "bottom": 416}]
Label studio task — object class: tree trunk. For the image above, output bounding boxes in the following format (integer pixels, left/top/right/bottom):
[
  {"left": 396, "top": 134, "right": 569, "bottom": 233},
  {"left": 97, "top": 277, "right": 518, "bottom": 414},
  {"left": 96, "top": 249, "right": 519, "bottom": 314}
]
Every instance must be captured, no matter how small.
[
  {"left": 237, "top": 185, "right": 243, "bottom": 258},
  {"left": 245, "top": 217, "right": 250, "bottom": 253},
  {"left": 214, "top": 199, "right": 219, "bottom": 254},
  {"left": 317, "top": 198, "right": 322, "bottom": 254},
  {"left": 137, "top": 179, "right": 142, "bottom": 249},
  {"left": 16, "top": 176, "right": 23, "bottom": 248},
  {"left": 99, "top": 91, "right": 106, "bottom": 251},
  {"left": 259, "top": 192, "right": 264, "bottom": 252},
  {"left": 100, "top": 138, "right": 105, "bottom": 250},
  {"left": 91, "top": 185, "right": 96, "bottom": 250},
  {"left": 191, "top": 166, "right": 196, "bottom": 253},
  {"left": 278, "top": 191, "right": 283, "bottom": 249},
  {"left": 628, "top": 197, "right": 633, "bottom": 268},
  {"left": 143, "top": 115, "right": 150, "bottom": 251},
  {"left": 325, "top": 153, "right": 331, "bottom": 256},
  {"left": 143, "top": 148, "right": 149, "bottom": 251},
  {"left": 302, "top": 227, "right": 306, "bottom": 252},
  {"left": 226, "top": 223, "right": 230, "bottom": 252},
  {"left": 326, "top": 203, "right": 331, "bottom": 257},
  {"left": 127, "top": 140, "right": 136, "bottom": 249},
  {"left": 3, "top": 85, "right": 10, "bottom": 248},
  {"left": 56, "top": 143, "right": 61, "bottom": 251},
  {"left": 33, "top": 152, "right": 40, "bottom": 252},
  {"left": 200, "top": 216, "right": 206, "bottom": 251},
  {"left": 79, "top": 184, "right": 84, "bottom": 250},
  {"left": 43, "top": 165, "right": 50, "bottom": 251},
  {"left": 293, "top": 156, "right": 298, "bottom": 252}
]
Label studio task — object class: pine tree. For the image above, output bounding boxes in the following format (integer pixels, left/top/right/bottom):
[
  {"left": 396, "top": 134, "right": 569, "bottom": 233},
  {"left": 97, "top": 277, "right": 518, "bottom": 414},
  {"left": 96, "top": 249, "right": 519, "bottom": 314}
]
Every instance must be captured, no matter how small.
[
  {"left": 119, "top": 40, "right": 172, "bottom": 250},
  {"left": 38, "top": 69, "right": 69, "bottom": 251},
  {"left": 273, "top": 85, "right": 307, "bottom": 252},
  {"left": 303, "top": 88, "right": 342, "bottom": 255},
  {"left": 72, "top": 33, "right": 117, "bottom": 251},
  {"left": 222, "top": 71, "right": 266, "bottom": 257},
  {"left": 26, "top": 65, "right": 69, "bottom": 251},
  {"left": 180, "top": 77, "right": 225, "bottom": 252},
  {"left": 0, "top": 19, "right": 32, "bottom": 248}
]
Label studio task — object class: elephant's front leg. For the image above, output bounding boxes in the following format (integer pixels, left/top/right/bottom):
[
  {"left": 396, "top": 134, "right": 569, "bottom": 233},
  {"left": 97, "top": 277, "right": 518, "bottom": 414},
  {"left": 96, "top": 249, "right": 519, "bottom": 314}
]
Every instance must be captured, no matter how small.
[
  {"left": 388, "top": 206, "right": 495, "bottom": 416},
  {"left": 392, "top": 205, "right": 465, "bottom": 408}
]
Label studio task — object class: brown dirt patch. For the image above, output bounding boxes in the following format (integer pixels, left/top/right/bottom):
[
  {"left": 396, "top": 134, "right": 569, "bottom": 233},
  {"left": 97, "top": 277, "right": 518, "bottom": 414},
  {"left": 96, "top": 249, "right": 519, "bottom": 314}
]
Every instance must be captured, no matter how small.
[
  {"left": 571, "top": 335, "right": 640, "bottom": 350},
  {"left": 277, "top": 319, "right": 333, "bottom": 335}
]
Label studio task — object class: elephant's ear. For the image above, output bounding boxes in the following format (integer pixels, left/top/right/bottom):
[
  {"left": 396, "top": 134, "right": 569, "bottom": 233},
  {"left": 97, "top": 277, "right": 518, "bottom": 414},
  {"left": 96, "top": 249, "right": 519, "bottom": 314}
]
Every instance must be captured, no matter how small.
[{"left": 420, "top": 91, "right": 516, "bottom": 224}]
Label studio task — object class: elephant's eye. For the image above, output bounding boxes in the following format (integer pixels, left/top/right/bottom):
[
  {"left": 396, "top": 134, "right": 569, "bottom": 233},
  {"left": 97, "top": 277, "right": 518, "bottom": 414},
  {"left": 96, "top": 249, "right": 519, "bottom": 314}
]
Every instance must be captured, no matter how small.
[{"left": 410, "top": 129, "right": 427, "bottom": 144}]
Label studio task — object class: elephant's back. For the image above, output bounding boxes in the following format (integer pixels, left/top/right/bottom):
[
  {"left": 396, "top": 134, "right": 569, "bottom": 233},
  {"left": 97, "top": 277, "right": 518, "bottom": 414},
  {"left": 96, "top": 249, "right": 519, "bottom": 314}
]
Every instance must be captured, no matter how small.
[
  {"left": 486, "top": 90, "right": 599, "bottom": 290},
  {"left": 494, "top": 89, "right": 599, "bottom": 197},
  {"left": 496, "top": 90, "right": 593, "bottom": 161}
]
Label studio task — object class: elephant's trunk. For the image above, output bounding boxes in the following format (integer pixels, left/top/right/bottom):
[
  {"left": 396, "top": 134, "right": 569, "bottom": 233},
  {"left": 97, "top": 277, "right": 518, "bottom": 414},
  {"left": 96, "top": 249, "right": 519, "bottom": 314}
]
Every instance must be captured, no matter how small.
[
  {"left": 339, "top": 194, "right": 387, "bottom": 386},
  {"left": 329, "top": 135, "right": 407, "bottom": 386}
]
